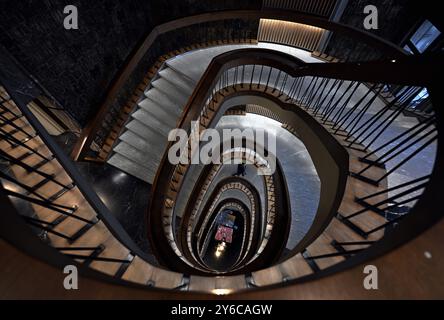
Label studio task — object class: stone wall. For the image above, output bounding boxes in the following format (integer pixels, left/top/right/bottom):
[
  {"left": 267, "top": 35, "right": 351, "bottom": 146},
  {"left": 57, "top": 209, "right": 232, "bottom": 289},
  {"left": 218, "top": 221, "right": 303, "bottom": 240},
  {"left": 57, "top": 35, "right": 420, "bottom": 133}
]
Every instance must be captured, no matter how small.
[
  {"left": 324, "top": 0, "right": 421, "bottom": 60},
  {"left": 0, "top": 1, "right": 260, "bottom": 126},
  {"left": 1, "top": 1, "right": 433, "bottom": 125}
]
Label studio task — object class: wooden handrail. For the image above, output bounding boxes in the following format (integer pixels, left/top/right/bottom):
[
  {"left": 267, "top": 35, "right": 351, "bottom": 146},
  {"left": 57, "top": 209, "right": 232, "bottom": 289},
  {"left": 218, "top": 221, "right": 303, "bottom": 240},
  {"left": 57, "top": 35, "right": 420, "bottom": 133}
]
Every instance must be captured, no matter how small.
[
  {"left": 147, "top": 49, "right": 343, "bottom": 270},
  {"left": 147, "top": 47, "right": 443, "bottom": 272},
  {"left": 150, "top": 48, "right": 444, "bottom": 207},
  {"left": 1, "top": 48, "right": 442, "bottom": 294}
]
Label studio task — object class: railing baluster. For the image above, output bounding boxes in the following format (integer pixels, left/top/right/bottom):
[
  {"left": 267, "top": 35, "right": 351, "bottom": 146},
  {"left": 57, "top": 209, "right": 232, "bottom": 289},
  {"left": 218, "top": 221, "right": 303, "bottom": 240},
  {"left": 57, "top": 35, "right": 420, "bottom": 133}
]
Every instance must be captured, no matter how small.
[
  {"left": 345, "top": 86, "right": 417, "bottom": 148},
  {"left": 333, "top": 84, "right": 379, "bottom": 133},
  {"left": 375, "top": 135, "right": 437, "bottom": 184},
  {"left": 340, "top": 86, "right": 382, "bottom": 135},
  {"left": 322, "top": 81, "right": 356, "bottom": 124},
  {"left": 330, "top": 82, "right": 360, "bottom": 126}
]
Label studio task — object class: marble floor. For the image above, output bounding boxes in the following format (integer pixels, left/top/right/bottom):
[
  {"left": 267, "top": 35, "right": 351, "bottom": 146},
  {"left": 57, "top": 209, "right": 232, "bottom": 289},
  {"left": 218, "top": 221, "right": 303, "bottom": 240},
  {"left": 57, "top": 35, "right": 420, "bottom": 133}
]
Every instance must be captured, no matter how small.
[
  {"left": 74, "top": 161, "right": 156, "bottom": 260},
  {"left": 52, "top": 132, "right": 155, "bottom": 258}
]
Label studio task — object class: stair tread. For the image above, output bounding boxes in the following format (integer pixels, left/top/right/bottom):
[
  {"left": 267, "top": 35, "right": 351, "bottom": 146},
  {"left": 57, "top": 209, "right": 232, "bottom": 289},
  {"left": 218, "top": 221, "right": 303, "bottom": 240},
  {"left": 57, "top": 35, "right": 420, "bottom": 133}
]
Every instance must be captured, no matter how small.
[
  {"left": 158, "top": 67, "right": 195, "bottom": 95},
  {"left": 121, "top": 256, "right": 154, "bottom": 284},
  {"left": 113, "top": 141, "right": 160, "bottom": 168},
  {"left": 138, "top": 98, "right": 179, "bottom": 128},
  {"left": 108, "top": 152, "right": 155, "bottom": 183},
  {"left": 150, "top": 78, "right": 189, "bottom": 106},
  {"left": 144, "top": 88, "right": 183, "bottom": 115},
  {"left": 119, "top": 130, "right": 167, "bottom": 157},
  {"left": 125, "top": 119, "right": 165, "bottom": 141},
  {"left": 89, "top": 236, "right": 131, "bottom": 276},
  {"left": 131, "top": 109, "right": 171, "bottom": 136}
]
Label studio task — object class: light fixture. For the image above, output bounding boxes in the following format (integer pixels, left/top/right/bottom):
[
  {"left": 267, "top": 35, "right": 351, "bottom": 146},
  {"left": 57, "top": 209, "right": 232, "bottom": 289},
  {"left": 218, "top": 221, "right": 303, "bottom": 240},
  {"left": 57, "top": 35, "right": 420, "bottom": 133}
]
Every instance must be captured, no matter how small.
[
  {"left": 215, "top": 242, "right": 226, "bottom": 258},
  {"left": 212, "top": 289, "right": 232, "bottom": 295}
]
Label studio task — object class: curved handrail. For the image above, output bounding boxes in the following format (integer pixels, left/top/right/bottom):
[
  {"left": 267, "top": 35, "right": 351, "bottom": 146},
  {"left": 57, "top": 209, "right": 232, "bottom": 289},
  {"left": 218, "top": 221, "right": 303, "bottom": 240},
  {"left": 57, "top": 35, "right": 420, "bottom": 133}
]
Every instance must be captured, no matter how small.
[
  {"left": 71, "top": 8, "right": 408, "bottom": 161},
  {"left": 149, "top": 47, "right": 443, "bottom": 281},
  {"left": 178, "top": 148, "right": 280, "bottom": 270},
  {"left": 1, "top": 46, "right": 442, "bottom": 295},
  {"left": 0, "top": 78, "right": 153, "bottom": 265},
  {"left": 191, "top": 178, "right": 259, "bottom": 272},
  {"left": 149, "top": 48, "right": 349, "bottom": 269},
  {"left": 0, "top": 84, "right": 190, "bottom": 292}
]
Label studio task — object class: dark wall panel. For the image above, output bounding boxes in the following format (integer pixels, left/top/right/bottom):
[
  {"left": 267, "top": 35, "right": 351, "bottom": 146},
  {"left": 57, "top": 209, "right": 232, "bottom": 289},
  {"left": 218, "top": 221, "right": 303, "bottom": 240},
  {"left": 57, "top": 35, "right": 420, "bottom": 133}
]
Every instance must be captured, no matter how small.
[
  {"left": 325, "top": 0, "right": 421, "bottom": 60},
  {"left": 0, "top": 1, "right": 261, "bottom": 126}
]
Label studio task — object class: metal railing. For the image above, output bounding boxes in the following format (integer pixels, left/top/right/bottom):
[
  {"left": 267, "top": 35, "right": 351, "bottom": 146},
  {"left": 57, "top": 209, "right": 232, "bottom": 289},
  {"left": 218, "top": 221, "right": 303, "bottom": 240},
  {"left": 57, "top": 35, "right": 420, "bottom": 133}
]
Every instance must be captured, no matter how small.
[
  {"left": 1, "top": 47, "right": 442, "bottom": 294},
  {"left": 149, "top": 48, "right": 442, "bottom": 287}
]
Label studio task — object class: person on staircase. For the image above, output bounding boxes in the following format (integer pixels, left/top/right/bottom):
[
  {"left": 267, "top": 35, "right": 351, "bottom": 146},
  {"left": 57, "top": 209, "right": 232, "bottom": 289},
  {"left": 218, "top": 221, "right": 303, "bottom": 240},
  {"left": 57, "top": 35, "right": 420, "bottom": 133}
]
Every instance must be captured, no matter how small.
[{"left": 233, "top": 162, "right": 246, "bottom": 177}]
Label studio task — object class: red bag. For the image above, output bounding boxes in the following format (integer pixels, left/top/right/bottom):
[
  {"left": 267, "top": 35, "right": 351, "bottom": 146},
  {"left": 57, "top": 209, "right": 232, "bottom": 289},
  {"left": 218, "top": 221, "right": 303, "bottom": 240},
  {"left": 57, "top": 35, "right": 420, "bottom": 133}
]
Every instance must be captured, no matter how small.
[{"left": 215, "top": 225, "right": 233, "bottom": 243}]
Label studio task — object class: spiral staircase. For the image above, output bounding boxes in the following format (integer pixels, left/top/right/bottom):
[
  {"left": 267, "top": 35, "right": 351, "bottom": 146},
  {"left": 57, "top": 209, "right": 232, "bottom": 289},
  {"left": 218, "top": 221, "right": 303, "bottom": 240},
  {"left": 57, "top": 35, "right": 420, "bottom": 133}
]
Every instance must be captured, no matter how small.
[{"left": 0, "top": 4, "right": 443, "bottom": 299}]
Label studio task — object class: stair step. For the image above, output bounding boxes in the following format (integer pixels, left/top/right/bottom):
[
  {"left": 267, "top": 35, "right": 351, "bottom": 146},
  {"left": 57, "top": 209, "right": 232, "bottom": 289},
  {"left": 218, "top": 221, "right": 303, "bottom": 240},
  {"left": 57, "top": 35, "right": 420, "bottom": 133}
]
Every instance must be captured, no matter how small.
[
  {"left": 336, "top": 213, "right": 368, "bottom": 239},
  {"left": 11, "top": 135, "right": 35, "bottom": 149},
  {"left": 113, "top": 141, "right": 161, "bottom": 170},
  {"left": 30, "top": 155, "right": 55, "bottom": 171},
  {"left": 108, "top": 153, "right": 155, "bottom": 183},
  {"left": 159, "top": 67, "right": 195, "bottom": 96},
  {"left": 138, "top": 99, "right": 179, "bottom": 128},
  {"left": 6, "top": 128, "right": 19, "bottom": 136},
  {"left": 144, "top": 88, "right": 183, "bottom": 116},
  {"left": 0, "top": 114, "right": 22, "bottom": 127},
  {"left": 119, "top": 130, "right": 166, "bottom": 159},
  {"left": 69, "top": 222, "right": 97, "bottom": 243},
  {"left": 114, "top": 253, "right": 135, "bottom": 278},
  {"left": 47, "top": 183, "right": 75, "bottom": 202},
  {"left": 16, "top": 151, "right": 34, "bottom": 162},
  {"left": 50, "top": 214, "right": 69, "bottom": 228},
  {"left": 26, "top": 176, "right": 53, "bottom": 195},
  {"left": 125, "top": 119, "right": 165, "bottom": 141},
  {"left": 151, "top": 77, "right": 188, "bottom": 106},
  {"left": 82, "top": 245, "right": 106, "bottom": 267},
  {"left": 139, "top": 95, "right": 181, "bottom": 118},
  {"left": 131, "top": 109, "right": 171, "bottom": 137}
]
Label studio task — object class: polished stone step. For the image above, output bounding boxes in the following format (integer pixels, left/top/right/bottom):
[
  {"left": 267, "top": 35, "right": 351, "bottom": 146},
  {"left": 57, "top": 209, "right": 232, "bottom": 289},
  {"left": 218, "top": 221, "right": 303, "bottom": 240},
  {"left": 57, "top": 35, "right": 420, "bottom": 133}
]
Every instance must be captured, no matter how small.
[
  {"left": 108, "top": 152, "right": 155, "bottom": 183},
  {"left": 138, "top": 99, "right": 178, "bottom": 128},
  {"left": 109, "top": 66, "right": 192, "bottom": 183},
  {"left": 159, "top": 67, "right": 195, "bottom": 96},
  {"left": 119, "top": 130, "right": 166, "bottom": 160},
  {"left": 131, "top": 109, "right": 171, "bottom": 137},
  {"left": 144, "top": 87, "right": 183, "bottom": 115},
  {"left": 113, "top": 141, "right": 159, "bottom": 178},
  {"left": 125, "top": 119, "right": 165, "bottom": 141},
  {"left": 151, "top": 77, "right": 188, "bottom": 106}
]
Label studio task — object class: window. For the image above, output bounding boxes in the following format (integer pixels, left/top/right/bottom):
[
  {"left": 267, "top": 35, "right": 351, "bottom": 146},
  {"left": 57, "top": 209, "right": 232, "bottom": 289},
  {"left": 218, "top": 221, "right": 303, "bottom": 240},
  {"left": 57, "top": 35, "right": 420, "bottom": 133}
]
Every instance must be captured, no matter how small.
[
  {"left": 411, "top": 88, "right": 429, "bottom": 109},
  {"left": 391, "top": 87, "right": 429, "bottom": 110},
  {"left": 403, "top": 44, "right": 413, "bottom": 54},
  {"left": 405, "top": 20, "right": 441, "bottom": 54}
]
